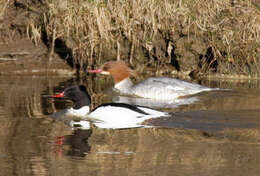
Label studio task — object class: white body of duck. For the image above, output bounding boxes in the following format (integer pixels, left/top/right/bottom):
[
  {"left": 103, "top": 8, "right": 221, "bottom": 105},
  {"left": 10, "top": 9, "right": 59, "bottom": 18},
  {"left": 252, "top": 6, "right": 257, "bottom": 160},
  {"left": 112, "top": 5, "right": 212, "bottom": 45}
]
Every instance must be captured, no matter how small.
[{"left": 88, "top": 61, "right": 217, "bottom": 100}]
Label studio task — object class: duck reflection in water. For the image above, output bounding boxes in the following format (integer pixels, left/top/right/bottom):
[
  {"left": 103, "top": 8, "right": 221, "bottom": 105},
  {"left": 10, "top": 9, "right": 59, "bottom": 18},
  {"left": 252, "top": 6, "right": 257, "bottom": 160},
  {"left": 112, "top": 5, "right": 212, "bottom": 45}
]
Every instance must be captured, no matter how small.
[{"left": 54, "top": 129, "right": 92, "bottom": 157}]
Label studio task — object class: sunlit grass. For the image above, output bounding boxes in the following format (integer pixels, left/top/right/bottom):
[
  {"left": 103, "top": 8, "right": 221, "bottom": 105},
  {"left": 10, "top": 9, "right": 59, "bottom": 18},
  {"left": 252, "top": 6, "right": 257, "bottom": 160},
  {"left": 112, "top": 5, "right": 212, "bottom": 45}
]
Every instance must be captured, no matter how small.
[
  {"left": 0, "top": 0, "right": 10, "bottom": 19},
  {"left": 24, "top": 0, "right": 260, "bottom": 75}
]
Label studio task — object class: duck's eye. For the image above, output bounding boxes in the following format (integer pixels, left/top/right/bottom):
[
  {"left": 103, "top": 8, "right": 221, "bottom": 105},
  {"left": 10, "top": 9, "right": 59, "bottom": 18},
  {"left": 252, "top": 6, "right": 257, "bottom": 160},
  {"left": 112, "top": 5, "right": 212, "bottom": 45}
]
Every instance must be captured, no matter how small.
[
  {"left": 102, "top": 66, "right": 109, "bottom": 71},
  {"left": 102, "top": 64, "right": 113, "bottom": 71}
]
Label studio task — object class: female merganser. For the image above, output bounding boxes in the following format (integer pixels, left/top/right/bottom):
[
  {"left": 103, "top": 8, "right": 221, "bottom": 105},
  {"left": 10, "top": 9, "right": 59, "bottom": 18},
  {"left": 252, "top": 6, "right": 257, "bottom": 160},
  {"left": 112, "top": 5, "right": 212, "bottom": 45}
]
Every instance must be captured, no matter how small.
[
  {"left": 51, "top": 85, "right": 170, "bottom": 129},
  {"left": 88, "top": 61, "right": 217, "bottom": 100}
]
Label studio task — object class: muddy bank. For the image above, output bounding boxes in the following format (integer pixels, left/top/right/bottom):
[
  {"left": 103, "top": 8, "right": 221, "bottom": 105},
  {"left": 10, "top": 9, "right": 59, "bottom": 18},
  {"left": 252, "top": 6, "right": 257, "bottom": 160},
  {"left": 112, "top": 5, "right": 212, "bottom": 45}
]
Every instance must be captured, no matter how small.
[
  {"left": 0, "top": 1, "right": 259, "bottom": 78},
  {"left": 0, "top": 39, "right": 74, "bottom": 76}
]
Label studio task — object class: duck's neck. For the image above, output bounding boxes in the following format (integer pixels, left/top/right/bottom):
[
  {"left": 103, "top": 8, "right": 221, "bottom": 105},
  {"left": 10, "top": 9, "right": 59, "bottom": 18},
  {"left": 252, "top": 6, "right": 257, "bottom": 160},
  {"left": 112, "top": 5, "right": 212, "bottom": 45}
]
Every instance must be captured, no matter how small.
[
  {"left": 73, "top": 94, "right": 91, "bottom": 110},
  {"left": 114, "top": 78, "right": 133, "bottom": 94}
]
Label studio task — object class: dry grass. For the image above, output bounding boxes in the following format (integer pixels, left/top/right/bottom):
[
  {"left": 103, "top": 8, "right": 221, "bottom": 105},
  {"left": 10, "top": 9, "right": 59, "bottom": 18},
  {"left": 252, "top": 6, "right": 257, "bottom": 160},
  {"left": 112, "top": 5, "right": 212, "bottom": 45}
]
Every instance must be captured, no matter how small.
[
  {"left": 0, "top": 0, "right": 10, "bottom": 32},
  {"left": 20, "top": 0, "right": 260, "bottom": 75},
  {"left": 194, "top": 0, "right": 260, "bottom": 74},
  {"left": 0, "top": 0, "right": 10, "bottom": 19}
]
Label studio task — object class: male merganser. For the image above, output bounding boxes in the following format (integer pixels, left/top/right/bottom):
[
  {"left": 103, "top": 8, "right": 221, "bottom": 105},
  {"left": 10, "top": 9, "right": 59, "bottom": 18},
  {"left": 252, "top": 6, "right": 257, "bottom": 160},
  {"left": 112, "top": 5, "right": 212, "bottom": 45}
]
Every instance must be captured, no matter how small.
[
  {"left": 51, "top": 85, "right": 170, "bottom": 129},
  {"left": 88, "top": 61, "right": 217, "bottom": 100}
]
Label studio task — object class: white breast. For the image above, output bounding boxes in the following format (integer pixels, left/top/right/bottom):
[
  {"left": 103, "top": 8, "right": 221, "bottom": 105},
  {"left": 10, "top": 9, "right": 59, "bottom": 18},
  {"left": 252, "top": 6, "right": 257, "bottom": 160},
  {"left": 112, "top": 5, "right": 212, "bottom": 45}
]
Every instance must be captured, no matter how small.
[{"left": 67, "top": 106, "right": 90, "bottom": 117}]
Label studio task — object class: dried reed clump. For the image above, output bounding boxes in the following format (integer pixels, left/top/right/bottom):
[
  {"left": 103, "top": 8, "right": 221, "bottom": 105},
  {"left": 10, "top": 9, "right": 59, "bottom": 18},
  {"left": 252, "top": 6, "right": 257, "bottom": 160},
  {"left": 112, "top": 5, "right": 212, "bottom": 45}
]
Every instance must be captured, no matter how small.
[
  {"left": 30, "top": 0, "right": 259, "bottom": 75},
  {"left": 189, "top": 0, "right": 260, "bottom": 75},
  {"left": 0, "top": 0, "right": 10, "bottom": 20},
  {"left": 0, "top": 0, "right": 10, "bottom": 33},
  {"left": 42, "top": 0, "right": 182, "bottom": 68}
]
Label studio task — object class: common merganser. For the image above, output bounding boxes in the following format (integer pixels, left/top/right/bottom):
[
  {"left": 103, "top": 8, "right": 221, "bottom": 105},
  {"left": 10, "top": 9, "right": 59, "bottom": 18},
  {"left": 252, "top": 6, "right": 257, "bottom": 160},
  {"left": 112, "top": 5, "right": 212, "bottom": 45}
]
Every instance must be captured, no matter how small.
[
  {"left": 88, "top": 61, "right": 217, "bottom": 100},
  {"left": 51, "top": 85, "right": 170, "bottom": 129}
]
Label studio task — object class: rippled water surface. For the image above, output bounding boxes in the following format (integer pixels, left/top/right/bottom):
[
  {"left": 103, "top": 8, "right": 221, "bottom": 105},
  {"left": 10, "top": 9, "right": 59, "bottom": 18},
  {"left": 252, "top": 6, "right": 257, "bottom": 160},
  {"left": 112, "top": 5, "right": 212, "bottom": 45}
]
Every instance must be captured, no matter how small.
[{"left": 0, "top": 75, "right": 260, "bottom": 176}]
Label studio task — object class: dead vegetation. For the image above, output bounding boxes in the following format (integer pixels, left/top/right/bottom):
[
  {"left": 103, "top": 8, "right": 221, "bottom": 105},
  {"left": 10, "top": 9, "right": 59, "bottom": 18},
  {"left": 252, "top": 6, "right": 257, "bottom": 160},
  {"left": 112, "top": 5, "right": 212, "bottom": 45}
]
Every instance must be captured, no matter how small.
[
  {"left": 2, "top": 0, "right": 260, "bottom": 77},
  {"left": 0, "top": 0, "right": 9, "bottom": 19}
]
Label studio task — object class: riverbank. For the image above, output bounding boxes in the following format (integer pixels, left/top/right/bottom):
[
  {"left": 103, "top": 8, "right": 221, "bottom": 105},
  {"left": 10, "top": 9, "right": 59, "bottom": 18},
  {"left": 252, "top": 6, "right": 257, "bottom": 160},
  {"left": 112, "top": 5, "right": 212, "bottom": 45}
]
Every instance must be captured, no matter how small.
[{"left": 0, "top": 0, "right": 259, "bottom": 78}]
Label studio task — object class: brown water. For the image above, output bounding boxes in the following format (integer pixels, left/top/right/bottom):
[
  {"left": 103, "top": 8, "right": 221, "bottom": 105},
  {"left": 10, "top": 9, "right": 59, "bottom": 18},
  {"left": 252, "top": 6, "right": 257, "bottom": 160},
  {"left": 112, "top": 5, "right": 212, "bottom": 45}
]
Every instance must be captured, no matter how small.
[{"left": 0, "top": 75, "right": 260, "bottom": 176}]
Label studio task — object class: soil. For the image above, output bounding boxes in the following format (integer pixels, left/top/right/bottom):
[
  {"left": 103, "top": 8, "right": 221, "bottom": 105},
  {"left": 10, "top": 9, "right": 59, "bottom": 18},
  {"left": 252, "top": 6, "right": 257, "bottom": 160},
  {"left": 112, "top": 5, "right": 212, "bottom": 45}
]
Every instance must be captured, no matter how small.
[
  {"left": 0, "top": 1, "right": 73, "bottom": 76},
  {"left": 0, "top": 38, "right": 74, "bottom": 76}
]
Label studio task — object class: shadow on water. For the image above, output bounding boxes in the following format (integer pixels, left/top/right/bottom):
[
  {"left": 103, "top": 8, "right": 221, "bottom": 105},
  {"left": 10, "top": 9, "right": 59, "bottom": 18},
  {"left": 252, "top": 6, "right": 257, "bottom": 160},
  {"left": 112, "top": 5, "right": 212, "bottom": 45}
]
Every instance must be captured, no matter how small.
[
  {"left": 0, "top": 75, "right": 260, "bottom": 175},
  {"left": 58, "top": 129, "right": 92, "bottom": 157}
]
